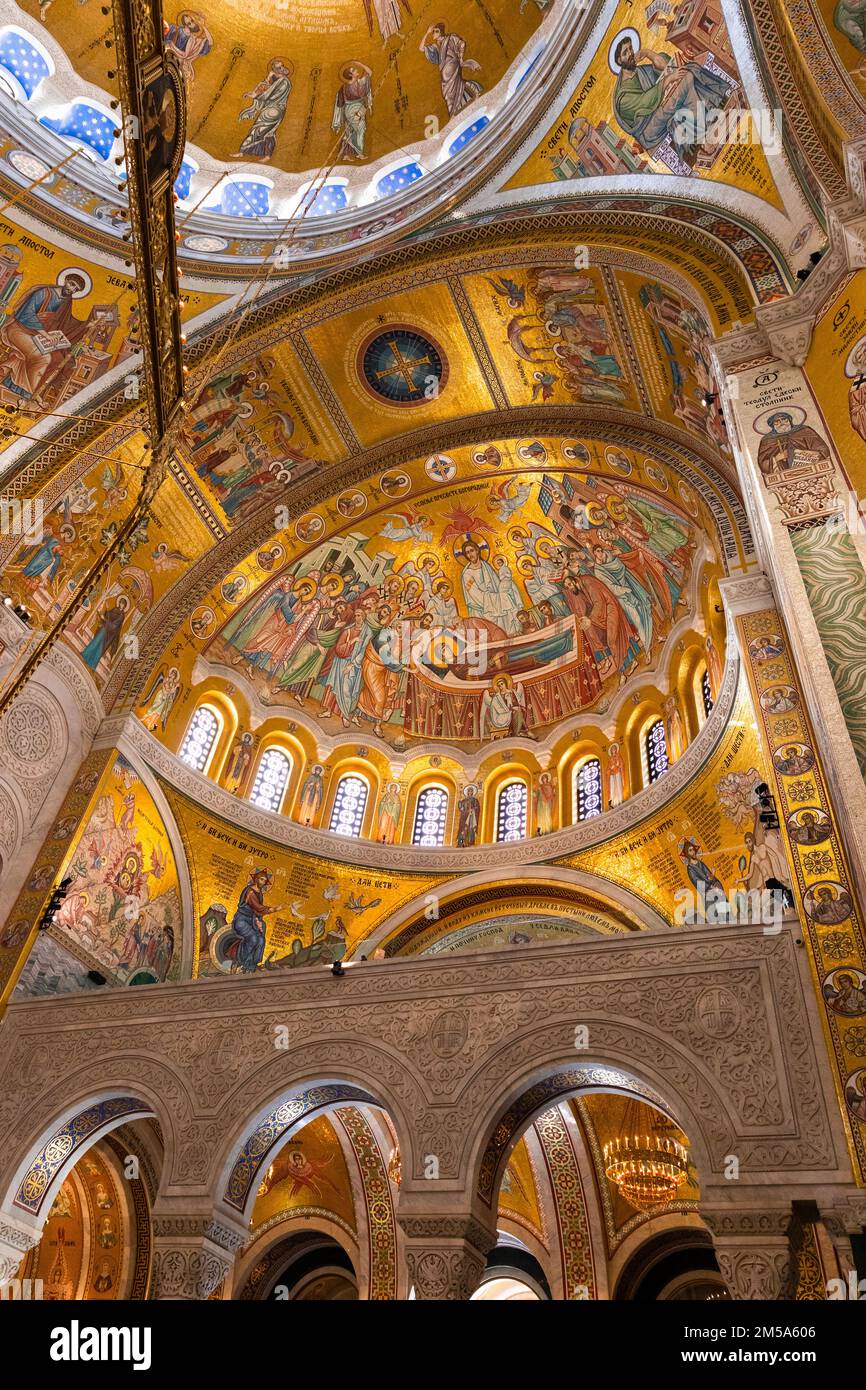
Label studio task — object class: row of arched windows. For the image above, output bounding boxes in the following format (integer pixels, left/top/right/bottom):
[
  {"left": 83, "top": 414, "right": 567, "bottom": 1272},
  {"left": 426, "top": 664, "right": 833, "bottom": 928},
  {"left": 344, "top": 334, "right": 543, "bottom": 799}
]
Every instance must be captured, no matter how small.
[
  {"left": 173, "top": 648, "right": 720, "bottom": 846},
  {"left": 177, "top": 710, "right": 676, "bottom": 845}
]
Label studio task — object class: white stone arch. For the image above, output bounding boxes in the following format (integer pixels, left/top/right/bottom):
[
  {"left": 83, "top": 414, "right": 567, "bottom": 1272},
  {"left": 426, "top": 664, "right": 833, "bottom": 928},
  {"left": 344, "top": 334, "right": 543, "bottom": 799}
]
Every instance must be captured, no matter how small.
[
  {"left": 234, "top": 1215, "right": 361, "bottom": 1300},
  {"left": 210, "top": 1060, "right": 419, "bottom": 1228},
  {"left": 0, "top": 1051, "right": 195, "bottom": 1240},
  {"left": 0, "top": 1085, "right": 169, "bottom": 1253},
  {"left": 0, "top": 772, "right": 24, "bottom": 872},
  {"left": 461, "top": 1040, "right": 721, "bottom": 1218},
  {"left": 0, "top": 636, "right": 102, "bottom": 924},
  {"left": 607, "top": 1209, "right": 713, "bottom": 1299},
  {"left": 354, "top": 864, "right": 670, "bottom": 958}
]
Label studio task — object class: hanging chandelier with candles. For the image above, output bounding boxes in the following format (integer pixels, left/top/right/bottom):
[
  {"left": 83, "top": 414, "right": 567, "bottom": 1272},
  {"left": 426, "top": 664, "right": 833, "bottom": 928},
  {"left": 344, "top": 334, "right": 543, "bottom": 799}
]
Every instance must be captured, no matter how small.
[{"left": 603, "top": 1103, "right": 690, "bottom": 1211}]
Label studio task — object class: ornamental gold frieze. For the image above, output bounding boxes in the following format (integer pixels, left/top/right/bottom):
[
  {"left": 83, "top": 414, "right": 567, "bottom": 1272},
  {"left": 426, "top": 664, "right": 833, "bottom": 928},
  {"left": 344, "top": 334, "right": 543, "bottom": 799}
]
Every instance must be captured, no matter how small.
[{"left": 736, "top": 603, "right": 866, "bottom": 1185}]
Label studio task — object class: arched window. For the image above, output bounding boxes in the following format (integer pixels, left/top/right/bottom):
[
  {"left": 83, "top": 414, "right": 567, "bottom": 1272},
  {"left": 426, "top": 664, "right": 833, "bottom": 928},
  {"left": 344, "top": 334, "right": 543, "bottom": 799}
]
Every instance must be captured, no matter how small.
[
  {"left": 178, "top": 704, "right": 221, "bottom": 773},
  {"left": 412, "top": 785, "right": 449, "bottom": 847},
  {"left": 575, "top": 759, "right": 603, "bottom": 821},
  {"left": 0, "top": 27, "right": 53, "bottom": 101},
  {"left": 643, "top": 719, "right": 670, "bottom": 786},
  {"left": 248, "top": 747, "right": 292, "bottom": 814},
  {"left": 329, "top": 774, "right": 369, "bottom": 838},
  {"left": 496, "top": 780, "right": 527, "bottom": 843},
  {"left": 40, "top": 101, "right": 117, "bottom": 160}
]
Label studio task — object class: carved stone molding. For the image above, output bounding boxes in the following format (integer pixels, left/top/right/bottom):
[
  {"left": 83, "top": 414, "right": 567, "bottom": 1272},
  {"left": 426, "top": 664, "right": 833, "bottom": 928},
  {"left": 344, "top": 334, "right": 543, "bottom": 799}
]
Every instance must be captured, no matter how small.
[
  {"left": 0, "top": 1218, "right": 39, "bottom": 1287},
  {"left": 702, "top": 1208, "right": 792, "bottom": 1239},
  {"left": 398, "top": 1215, "right": 494, "bottom": 1250},
  {"left": 718, "top": 573, "right": 775, "bottom": 621},
  {"left": 703, "top": 1206, "right": 795, "bottom": 1299},
  {"left": 399, "top": 1215, "right": 495, "bottom": 1300},
  {"left": 44, "top": 645, "right": 104, "bottom": 738},
  {"left": 150, "top": 1244, "right": 232, "bottom": 1301},
  {"left": 0, "top": 925, "right": 851, "bottom": 1233},
  {"left": 819, "top": 1197, "right": 866, "bottom": 1236},
  {"left": 152, "top": 1216, "right": 247, "bottom": 1255},
  {"left": 716, "top": 156, "right": 866, "bottom": 374},
  {"left": 149, "top": 1213, "right": 247, "bottom": 1300},
  {"left": 714, "top": 1246, "right": 792, "bottom": 1300},
  {"left": 404, "top": 1245, "right": 487, "bottom": 1301}
]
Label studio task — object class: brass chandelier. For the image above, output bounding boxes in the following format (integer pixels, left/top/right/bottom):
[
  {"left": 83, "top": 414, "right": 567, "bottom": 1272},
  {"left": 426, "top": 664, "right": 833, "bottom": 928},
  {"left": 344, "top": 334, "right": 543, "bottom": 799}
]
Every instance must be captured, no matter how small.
[{"left": 603, "top": 1102, "right": 689, "bottom": 1211}]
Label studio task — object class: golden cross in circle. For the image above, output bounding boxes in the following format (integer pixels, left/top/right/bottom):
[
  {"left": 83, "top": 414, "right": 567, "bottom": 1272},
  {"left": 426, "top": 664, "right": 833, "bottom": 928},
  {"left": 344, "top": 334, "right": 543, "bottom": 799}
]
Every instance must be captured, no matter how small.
[{"left": 375, "top": 337, "right": 431, "bottom": 394}]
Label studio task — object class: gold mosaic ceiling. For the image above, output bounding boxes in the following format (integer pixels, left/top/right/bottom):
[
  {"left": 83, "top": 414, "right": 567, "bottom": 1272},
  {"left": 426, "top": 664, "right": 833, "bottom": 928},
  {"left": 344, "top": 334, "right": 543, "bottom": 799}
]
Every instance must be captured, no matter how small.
[{"left": 28, "top": 0, "right": 546, "bottom": 177}]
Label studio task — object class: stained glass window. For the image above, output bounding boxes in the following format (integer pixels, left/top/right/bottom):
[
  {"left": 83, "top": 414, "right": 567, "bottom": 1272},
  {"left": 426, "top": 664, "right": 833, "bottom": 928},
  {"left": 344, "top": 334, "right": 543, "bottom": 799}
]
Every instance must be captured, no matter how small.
[
  {"left": 249, "top": 748, "right": 292, "bottom": 814},
  {"left": 412, "top": 785, "right": 449, "bottom": 847},
  {"left": 644, "top": 719, "right": 670, "bottom": 786},
  {"left": 329, "top": 774, "right": 369, "bottom": 838},
  {"left": 575, "top": 759, "right": 603, "bottom": 821},
  {"left": 496, "top": 780, "right": 527, "bottom": 842},
  {"left": 178, "top": 705, "right": 221, "bottom": 773}
]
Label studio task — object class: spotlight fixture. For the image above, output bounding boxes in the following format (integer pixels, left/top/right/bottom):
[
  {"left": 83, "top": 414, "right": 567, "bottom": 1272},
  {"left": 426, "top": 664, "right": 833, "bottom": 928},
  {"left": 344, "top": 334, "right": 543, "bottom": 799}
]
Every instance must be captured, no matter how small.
[
  {"left": 38, "top": 877, "right": 73, "bottom": 932},
  {"left": 331, "top": 960, "right": 345, "bottom": 977},
  {"left": 701, "top": 392, "right": 717, "bottom": 409},
  {"left": 796, "top": 250, "right": 825, "bottom": 284}
]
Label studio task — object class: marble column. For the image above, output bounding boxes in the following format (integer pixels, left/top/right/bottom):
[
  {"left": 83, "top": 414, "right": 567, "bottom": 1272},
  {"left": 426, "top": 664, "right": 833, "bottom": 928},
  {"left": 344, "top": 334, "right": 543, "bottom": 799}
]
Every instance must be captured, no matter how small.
[
  {"left": 720, "top": 572, "right": 866, "bottom": 1186},
  {"left": 712, "top": 180, "right": 866, "bottom": 894}
]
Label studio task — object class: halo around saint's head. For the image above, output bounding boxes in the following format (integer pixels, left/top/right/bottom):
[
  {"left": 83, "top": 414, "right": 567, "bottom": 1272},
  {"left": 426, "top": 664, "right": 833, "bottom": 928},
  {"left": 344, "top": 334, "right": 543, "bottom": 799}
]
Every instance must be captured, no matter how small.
[
  {"left": 845, "top": 333, "right": 866, "bottom": 378},
  {"left": 609, "top": 28, "right": 640, "bottom": 74},
  {"left": 57, "top": 267, "right": 92, "bottom": 298},
  {"left": 752, "top": 404, "right": 807, "bottom": 434}
]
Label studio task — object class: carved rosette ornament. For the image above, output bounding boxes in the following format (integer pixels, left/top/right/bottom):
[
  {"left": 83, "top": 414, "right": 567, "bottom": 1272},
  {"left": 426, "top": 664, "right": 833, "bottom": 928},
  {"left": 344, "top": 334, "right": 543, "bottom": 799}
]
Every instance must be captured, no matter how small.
[{"left": 399, "top": 1217, "right": 495, "bottom": 1300}]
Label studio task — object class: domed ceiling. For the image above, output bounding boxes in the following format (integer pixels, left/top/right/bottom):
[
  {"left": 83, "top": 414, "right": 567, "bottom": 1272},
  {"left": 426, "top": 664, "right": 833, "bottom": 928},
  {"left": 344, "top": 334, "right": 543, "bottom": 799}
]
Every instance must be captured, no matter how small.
[
  {"left": 135, "top": 429, "right": 725, "bottom": 759},
  {"left": 28, "top": 0, "right": 547, "bottom": 178},
  {"left": 196, "top": 456, "right": 704, "bottom": 752}
]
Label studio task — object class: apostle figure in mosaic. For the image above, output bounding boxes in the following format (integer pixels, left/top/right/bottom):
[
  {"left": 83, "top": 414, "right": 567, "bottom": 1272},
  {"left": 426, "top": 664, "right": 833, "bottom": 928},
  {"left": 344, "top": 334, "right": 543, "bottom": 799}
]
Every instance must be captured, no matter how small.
[
  {"left": 456, "top": 783, "right": 480, "bottom": 847},
  {"left": 420, "top": 24, "right": 482, "bottom": 117},
  {"left": 332, "top": 62, "right": 373, "bottom": 160},
  {"left": 225, "top": 868, "right": 281, "bottom": 973},
  {"left": 236, "top": 59, "right": 293, "bottom": 161},
  {"left": 611, "top": 34, "right": 731, "bottom": 159}
]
